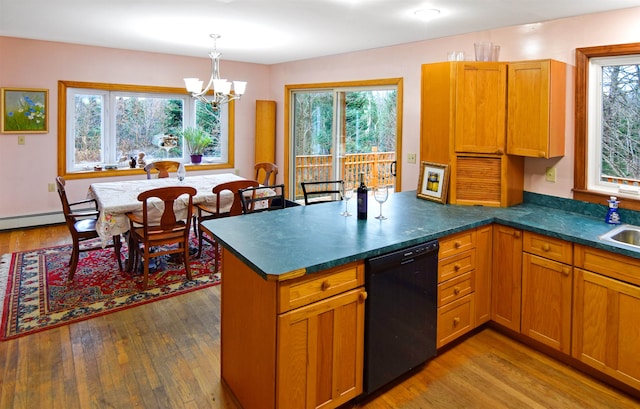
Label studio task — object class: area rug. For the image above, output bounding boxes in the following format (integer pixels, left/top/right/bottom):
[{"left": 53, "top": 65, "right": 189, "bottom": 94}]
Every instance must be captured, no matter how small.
[{"left": 0, "top": 238, "right": 220, "bottom": 341}]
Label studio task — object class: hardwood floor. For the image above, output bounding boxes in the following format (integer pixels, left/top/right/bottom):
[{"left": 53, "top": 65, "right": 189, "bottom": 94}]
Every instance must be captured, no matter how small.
[{"left": 1, "top": 225, "right": 639, "bottom": 409}]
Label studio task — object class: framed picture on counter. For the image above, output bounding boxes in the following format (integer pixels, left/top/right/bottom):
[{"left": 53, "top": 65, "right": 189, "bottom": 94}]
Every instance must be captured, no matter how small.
[
  {"left": 417, "top": 161, "right": 449, "bottom": 204},
  {"left": 1, "top": 87, "right": 48, "bottom": 133}
]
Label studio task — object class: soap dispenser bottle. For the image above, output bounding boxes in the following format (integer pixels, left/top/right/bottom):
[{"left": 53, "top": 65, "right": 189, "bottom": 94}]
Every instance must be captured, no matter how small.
[{"left": 606, "top": 196, "right": 621, "bottom": 225}]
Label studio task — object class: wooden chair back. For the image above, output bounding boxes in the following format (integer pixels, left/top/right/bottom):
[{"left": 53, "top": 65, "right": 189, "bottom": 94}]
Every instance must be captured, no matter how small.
[
  {"left": 239, "top": 184, "right": 286, "bottom": 214},
  {"left": 301, "top": 180, "right": 344, "bottom": 205},
  {"left": 254, "top": 162, "right": 278, "bottom": 186},
  {"left": 212, "top": 180, "right": 260, "bottom": 217},
  {"left": 136, "top": 186, "right": 197, "bottom": 236},
  {"left": 144, "top": 160, "right": 181, "bottom": 179},
  {"left": 128, "top": 186, "right": 197, "bottom": 289},
  {"left": 55, "top": 176, "right": 122, "bottom": 279}
]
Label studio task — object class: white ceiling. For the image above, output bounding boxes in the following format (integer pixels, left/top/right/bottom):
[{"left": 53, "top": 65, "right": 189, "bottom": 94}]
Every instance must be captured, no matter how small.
[{"left": 1, "top": 0, "right": 640, "bottom": 65}]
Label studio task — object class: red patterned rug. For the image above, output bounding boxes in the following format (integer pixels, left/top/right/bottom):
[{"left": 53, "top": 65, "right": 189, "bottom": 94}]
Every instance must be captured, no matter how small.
[{"left": 0, "top": 238, "right": 220, "bottom": 341}]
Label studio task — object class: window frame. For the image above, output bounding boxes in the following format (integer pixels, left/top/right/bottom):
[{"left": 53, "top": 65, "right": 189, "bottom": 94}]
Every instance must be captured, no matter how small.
[
  {"left": 284, "top": 78, "right": 404, "bottom": 199},
  {"left": 575, "top": 42, "right": 640, "bottom": 211},
  {"left": 57, "top": 80, "right": 235, "bottom": 180}
]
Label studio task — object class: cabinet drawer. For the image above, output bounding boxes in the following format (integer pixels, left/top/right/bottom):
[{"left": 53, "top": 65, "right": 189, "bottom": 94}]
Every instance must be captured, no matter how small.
[
  {"left": 439, "top": 229, "right": 476, "bottom": 260},
  {"left": 523, "top": 231, "right": 573, "bottom": 264},
  {"left": 438, "top": 271, "right": 474, "bottom": 307},
  {"left": 437, "top": 294, "right": 475, "bottom": 348},
  {"left": 438, "top": 249, "right": 475, "bottom": 283},
  {"left": 575, "top": 244, "right": 640, "bottom": 286},
  {"left": 278, "top": 261, "right": 364, "bottom": 313}
]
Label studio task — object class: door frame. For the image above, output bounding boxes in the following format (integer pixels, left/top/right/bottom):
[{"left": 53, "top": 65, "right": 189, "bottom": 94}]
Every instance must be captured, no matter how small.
[{"left": 284, "top": 78, "right": 404, "bottom": 200}]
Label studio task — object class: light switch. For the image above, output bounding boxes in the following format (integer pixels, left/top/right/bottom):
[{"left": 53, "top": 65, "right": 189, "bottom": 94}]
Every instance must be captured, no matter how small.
[{"left": 18, "top": 135, "right": 25, "bottom": 145}]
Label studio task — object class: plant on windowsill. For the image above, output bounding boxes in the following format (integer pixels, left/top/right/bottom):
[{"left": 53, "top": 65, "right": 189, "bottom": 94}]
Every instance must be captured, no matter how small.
[{"left": 182, "top": 127, "right": 213, "bottom": 164}]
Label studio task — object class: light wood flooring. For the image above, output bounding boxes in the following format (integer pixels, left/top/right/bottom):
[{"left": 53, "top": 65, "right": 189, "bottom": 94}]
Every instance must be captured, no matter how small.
[{"left": 1, "top": 225, "right": 639, "bottom": 409}]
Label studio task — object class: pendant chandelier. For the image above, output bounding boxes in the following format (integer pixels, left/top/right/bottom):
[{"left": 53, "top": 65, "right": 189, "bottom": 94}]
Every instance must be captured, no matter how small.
[{"left": 184, "top": 34, "right": 247, "bottom": 110}]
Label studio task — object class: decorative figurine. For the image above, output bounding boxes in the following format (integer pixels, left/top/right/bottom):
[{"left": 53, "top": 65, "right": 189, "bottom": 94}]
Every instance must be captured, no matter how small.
[
  {"left": 137, "top": 152, "right": 146, "bottom": 168},
  {"left": 129, "top": 156, "right": 137, "bottom": 168}
]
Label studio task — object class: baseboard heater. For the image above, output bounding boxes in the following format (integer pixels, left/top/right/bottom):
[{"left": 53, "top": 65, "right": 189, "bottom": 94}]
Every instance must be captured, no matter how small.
[{"left": 0, "top": 212, "right": 65, "bottom": 231}]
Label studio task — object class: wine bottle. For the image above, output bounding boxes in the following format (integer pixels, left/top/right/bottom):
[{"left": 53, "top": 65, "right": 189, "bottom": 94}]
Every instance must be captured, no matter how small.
[{"left": 357, "top": 172, "right": 368, "bottom": 220}]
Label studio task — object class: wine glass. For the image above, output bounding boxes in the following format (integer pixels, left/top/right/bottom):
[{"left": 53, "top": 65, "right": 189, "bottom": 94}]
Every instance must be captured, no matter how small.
[
  {"left": 341, "top": 181, "right": 354, "bottom": 216},
  {"left": 374, "top": 185, "right": 388, "bottom": 220},
  {"left": 177, "top": 163, "right": 186, "bottom": 183}
]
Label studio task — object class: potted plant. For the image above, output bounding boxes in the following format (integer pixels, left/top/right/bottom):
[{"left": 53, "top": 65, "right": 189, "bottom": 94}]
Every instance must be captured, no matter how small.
[{"left": 182, "top": 127, "right": 213, "bottom": 164}]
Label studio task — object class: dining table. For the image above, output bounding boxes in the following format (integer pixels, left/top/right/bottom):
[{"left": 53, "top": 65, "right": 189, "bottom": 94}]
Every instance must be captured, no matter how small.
[{"left": 88, "top": 173, "right": 252, "bottom": 246}]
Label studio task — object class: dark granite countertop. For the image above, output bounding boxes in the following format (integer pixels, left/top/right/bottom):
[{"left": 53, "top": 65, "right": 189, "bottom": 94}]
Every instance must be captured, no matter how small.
[{"left": 202, "top": 190, "right": 640, "bottom": 280}]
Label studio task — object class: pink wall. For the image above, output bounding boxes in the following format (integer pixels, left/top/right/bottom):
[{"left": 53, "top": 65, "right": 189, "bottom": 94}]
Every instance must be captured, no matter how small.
[
  {"left": 2, "top": 6, "right": 640, "bottom": 221},
  {"left": 269, "top": 7, "right": 640, "bottom": 195},
  {"left": 0, "top": 38, "right": 268, "bottom": 219}
]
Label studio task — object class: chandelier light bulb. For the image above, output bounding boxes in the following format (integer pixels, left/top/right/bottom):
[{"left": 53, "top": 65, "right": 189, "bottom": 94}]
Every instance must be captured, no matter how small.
[{"left": 183, "top": 34, "right": 247, "bottom": 110}]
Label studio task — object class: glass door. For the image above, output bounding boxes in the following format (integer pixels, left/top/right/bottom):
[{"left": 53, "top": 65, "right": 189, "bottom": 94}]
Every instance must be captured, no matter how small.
[{"left": 290, "top": 85, "right": 398, "bottom": 202}]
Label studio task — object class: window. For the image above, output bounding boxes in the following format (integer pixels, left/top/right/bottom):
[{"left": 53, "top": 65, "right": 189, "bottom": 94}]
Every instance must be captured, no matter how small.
[
  {"left": 285, "top": 79, "right": 402, "bottom": 201},
  {"left": 58, "top": 81, "right": 234, "bottom": 178},
  {"left": 575, "top": 43, "right": 640, "bottom": 211}
]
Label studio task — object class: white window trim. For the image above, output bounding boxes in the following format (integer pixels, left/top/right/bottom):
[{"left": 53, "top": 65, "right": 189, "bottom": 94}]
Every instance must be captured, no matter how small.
[
  {"left": 64, "top": 87, "right": 229, "bottom": 173},
  {"left": 587, "top": 55, "right": 640, "bottom": 198}
]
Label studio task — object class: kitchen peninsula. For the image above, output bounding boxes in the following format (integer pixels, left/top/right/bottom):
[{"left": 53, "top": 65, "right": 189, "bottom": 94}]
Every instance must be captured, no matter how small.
[{"left": 202, "top": 191, "right": 640, "bottom": 409}]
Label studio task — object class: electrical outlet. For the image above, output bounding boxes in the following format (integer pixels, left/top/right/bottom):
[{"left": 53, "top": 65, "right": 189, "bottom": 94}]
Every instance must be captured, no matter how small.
[
  {"left": 18, "top": 135, "right": 25, "bottom": 145},
  {"left": 48, "top": 183, "right": 55, "bottom": 192},
  {"left": 407, "top": 153, "right": 416, "bottom": 164},
  {"left": 545, "top": 167, "right": 557, "bottom": 183}
]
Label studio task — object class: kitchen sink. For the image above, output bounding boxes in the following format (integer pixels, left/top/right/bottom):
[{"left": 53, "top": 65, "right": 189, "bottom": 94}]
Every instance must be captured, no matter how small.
[{"left": 599, "top": 224, "right": 640, "bottom": 249}]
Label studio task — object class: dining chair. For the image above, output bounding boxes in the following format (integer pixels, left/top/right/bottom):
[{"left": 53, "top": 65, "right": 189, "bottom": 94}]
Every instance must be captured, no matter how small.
[
  {"left": 239, "top": 184, "right": 286, "bottom": 214},
  {"left": 126, "top": 186, "right": 197, "bottom": 289},
  {"left": 300, "top": 180, "right": 344, "bottom": 205},
  {"left": 195, "top": 180, "right": 259, "bottom": 270},
  {"left": 55, "top": 176, "right": 123, "bottom": 282},
  {"left": 144, "top": 160, "right": 181, "bottom": 179},
  {"left": 254, "top": 162, "right": 278, "bottom": 186}
]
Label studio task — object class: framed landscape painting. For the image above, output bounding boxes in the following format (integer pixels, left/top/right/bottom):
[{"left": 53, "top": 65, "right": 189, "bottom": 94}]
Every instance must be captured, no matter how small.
[
  {"left": 1, "top": 88, "right": 48, "bottom": 133},
  {"left": 417, "top": 161, "right": 450, "bottom": 204}
]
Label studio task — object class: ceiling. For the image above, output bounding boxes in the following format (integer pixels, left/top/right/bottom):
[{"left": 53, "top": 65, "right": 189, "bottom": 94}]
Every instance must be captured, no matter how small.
[{"left": 1, "top": 0, "right": 639, "bottom": 65}]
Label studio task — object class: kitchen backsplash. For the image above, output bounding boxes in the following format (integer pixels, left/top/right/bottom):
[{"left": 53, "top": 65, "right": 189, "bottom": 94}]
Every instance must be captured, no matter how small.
[{"left": 523, "top": 191, "right": 640, "bottom": 226}]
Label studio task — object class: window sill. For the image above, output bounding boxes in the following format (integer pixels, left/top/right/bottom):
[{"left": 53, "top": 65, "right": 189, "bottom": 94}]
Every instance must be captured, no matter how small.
[
  {"left": 61, "top": 162, "right": 232, "bottom": 180},
  {"left": 573, "top": 188, "right": 640, "bottom": 212}
]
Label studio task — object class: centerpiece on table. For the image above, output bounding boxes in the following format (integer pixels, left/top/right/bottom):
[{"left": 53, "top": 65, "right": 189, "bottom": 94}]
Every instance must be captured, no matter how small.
[{"left": 182, "top": 127, "right": 213, "bottom": 164}]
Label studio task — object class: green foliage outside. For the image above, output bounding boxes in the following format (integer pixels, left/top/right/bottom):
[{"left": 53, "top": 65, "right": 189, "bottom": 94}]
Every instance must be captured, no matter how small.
[
  {"left": 73, "top": 93, "right": 221, "bottom": 164},
  {"left": 293, "top": 89, "right": 397, "bottom": 156},
  {"left": 601, "top": 64, "right": 640, "bottom": 181}
]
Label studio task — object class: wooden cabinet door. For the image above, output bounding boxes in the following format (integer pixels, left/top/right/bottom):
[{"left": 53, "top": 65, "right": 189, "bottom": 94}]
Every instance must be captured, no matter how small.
[
  {"left": 475, "top": 225, "right": 492, "bottom": 324},
  {"left": 507, "top": 60, "right": 566, "bottom": 158},
  {"left": 277, "top": 288, "right": 365, "bottom": 409},
  {"left": 572, "top": 268, "right": 640, "bottom": 391},
  {"left": 521, "top": 253, "right": 572, "bottom": 353},
  {"left": 455, "top": 62, "right": 507, "bottom": 154},
  {"left": 491, "top": 224, "right": 522, "bottom": 332}
]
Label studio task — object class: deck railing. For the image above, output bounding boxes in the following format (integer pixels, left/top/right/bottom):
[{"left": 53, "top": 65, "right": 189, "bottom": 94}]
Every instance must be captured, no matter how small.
[{"left": 295, "top": 148, "right": 396, "bottom": 199}]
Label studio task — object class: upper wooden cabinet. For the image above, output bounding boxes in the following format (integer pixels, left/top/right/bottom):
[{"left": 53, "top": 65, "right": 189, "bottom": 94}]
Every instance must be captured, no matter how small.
[
  {"left": 421, "top": 62, "right": 523, "bottom": 207},
  {"left": 455, "top": 62, "right": 507, "bottom": 154},
  {"left": 421, "top": 62, "right": 507, "bottom": 162},
  {"left": 507, "top": 60, "right": 567, "bottom": 158}
]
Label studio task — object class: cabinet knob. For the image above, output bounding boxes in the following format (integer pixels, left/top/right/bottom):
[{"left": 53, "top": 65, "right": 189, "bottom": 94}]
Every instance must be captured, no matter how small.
[
  {"left": 454, "top": 241, "right": 462, "bottom": 248},
  {"left": 321, "top": 280, "right": 331, "bottom": 291},
  {"left": 454, "top": 263, "right": 461, "bottom": 271},
  {"left": 359, "top": 291, "right": 368, "bottom": 302},
  {"left": 453, "top": 286, "right": 461, "bottom": 295},
  {"left": 514, "top": 231, "right": 521, "bottom": 239},
  {"left": 538, "top": 151, "right": 546, "bottom": 158},
  {"left": 562, "top": 267, "right": 570, "bottom": 276},
  {"left": 542, "top": 243, "right": 551, "bottom": 252},
  {"left": 496, "top": 149, "right": 504, "bottom": 155},
  {"left": 453, "top": 317, "right": 461, "bottom": 326}
]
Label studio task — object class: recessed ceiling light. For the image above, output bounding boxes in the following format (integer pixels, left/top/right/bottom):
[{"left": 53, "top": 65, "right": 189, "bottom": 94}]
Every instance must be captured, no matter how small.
[{"left": 414, "top": 8, "right": 441, "bottom": 22}]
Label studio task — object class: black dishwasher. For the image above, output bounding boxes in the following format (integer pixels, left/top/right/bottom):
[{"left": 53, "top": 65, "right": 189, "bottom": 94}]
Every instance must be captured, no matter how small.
[{"left": 363, "top": 240, "right": 439, "bottom": 395}]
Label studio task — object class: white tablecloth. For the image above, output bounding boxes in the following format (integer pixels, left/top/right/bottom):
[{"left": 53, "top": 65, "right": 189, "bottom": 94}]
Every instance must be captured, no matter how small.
[{"left": 88, "top": 173, "right": 250, "bottom": 244}]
